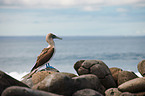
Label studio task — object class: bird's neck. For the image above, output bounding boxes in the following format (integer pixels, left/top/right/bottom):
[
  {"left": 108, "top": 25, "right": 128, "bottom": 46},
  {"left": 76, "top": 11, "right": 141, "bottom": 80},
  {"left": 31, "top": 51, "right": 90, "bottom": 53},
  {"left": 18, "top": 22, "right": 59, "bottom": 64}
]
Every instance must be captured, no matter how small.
[{"left": 47, "top": 38, "right": 55, "bottom": 48}]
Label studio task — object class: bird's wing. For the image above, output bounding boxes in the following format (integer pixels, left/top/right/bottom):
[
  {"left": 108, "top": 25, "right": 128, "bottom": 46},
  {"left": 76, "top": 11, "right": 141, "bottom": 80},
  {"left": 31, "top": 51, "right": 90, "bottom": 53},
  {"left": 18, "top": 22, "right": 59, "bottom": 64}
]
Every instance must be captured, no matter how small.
[{"left": 31, "top": 47, "right": 55, "bottom": 72}]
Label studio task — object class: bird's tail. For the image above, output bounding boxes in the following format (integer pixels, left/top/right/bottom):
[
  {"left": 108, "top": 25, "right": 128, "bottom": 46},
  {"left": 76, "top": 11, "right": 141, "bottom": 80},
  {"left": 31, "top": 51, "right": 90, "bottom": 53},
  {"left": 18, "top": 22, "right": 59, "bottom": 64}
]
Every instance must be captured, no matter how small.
[{"left": 31, "top": 63, "right": 38, "bottom": 72}]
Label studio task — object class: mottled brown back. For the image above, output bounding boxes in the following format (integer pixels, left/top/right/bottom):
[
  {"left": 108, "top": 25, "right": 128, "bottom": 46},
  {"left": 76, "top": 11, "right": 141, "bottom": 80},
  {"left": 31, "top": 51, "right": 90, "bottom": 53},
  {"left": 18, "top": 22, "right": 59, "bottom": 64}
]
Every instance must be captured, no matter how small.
[{"left": 31, "top": 47, "right": 55, "bottom": 72}]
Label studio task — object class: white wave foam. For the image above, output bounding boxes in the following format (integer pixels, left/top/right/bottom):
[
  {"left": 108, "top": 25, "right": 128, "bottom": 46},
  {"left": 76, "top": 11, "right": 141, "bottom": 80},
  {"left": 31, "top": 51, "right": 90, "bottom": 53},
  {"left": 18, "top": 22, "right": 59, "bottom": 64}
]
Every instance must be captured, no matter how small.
[
  {"left": 135, "top": 72, "right": 142, "bottom": 77},
  {"left": 7, "top": 72, "right": 29, "bottom": 81}
]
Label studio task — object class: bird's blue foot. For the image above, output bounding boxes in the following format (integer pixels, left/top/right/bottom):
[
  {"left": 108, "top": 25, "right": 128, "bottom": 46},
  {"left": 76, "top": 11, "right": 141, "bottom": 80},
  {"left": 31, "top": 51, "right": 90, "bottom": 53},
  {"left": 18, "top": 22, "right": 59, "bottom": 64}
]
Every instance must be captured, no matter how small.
[{"left": 46, "top": 63, "right": 55, "bottom": 69}]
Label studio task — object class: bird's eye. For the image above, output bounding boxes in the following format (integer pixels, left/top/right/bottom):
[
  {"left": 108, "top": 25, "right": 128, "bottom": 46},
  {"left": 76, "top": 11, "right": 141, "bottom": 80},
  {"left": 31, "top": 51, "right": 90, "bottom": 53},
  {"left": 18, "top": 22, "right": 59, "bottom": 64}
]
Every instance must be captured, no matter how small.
[{"left": 52, "top": 35, "right": 56, "bottom": 38}]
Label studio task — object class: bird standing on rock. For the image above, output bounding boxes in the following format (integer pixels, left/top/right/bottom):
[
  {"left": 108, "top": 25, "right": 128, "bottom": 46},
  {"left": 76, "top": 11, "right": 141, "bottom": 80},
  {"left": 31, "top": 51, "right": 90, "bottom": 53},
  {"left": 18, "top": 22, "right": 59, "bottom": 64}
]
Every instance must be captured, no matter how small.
[{"left": 31, "top": 33, "right": 62, "bottom": 72}]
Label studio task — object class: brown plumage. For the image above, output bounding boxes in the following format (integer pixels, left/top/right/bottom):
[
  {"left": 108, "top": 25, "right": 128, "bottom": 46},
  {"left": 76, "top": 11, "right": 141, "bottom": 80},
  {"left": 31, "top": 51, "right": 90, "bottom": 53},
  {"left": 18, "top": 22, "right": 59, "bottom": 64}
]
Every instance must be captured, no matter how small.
[
  {"left": 31, "top": 47, "right": 54, "bottom": 72},
  {"left": 30, "top": 33, "right": 62, "bottom": 72}
]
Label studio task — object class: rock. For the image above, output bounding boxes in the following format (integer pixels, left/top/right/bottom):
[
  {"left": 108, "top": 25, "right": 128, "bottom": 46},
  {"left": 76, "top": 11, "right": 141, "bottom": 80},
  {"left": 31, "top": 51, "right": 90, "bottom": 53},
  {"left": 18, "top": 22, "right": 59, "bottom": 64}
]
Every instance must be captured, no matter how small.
[
  {"left": 118, "top": 77, "right": 145, "bottom": 93},
  {"left": 134, "top": 92, "right": 145, "bottom": 96},
  {"left": 72, "top": 74, "right": 105, "bottom": 94},
  {"left": 21, "top": 77, "right": 33, "bottom": 88},
  {"left": 109, "top": 67, "right": 123, "bottom": 86},
  {"left": 118, "top": 71, "right": 138, "bottom": 85},
  {"left": 32, "top": 73, "right": 73, "bottom": 96},
  {"left": 1, "top": 86, "right": 63, "bottom": 96},
  {"left": 72, "top": 89, "right": 103, "bottom": 96},
  {"left": 74, "top": 60, "right": 116, "bottom": 89},
  {"left": 0, "top": 70, "right": 29, "bottom": 95},
  {"left": 61, "top": 72, "right": 77, "bottom": 78},
  {"left": 32, "top": 71, "right": 57, "bottom": 85},
  {"left": 74, "top": 60, "right": 85, "bottom": 71},
  {"left": 105, "top": 88, "right": 122, "bottom": 96},
  {"left": 137, "top": 60, "right": 145, "bottom": 77},
  {"left": 120, "top": 92, "right": 135, "bottom": 96}
]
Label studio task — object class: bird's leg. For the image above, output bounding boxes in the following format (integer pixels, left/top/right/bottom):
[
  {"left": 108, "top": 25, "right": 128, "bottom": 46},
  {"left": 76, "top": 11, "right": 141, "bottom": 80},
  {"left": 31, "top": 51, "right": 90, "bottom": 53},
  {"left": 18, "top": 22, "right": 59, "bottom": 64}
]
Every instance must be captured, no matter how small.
[
  {"left": 46, "top": 63, "right": 50, "bottom": 68},
  {"left": 46, "top": 63, "right": 55, "bottom": 69}
]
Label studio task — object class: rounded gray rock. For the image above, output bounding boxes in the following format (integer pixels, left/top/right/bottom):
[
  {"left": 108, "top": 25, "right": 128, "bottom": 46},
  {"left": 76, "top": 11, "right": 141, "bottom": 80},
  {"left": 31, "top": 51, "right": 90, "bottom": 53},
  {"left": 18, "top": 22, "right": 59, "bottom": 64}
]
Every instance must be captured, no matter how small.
[
  {"left": 118, "top": 71, "right": 138, "bottom": 85},
  {"left": 32, "top": 73, "right": 73, "bottom": 96},
  {"left": 74, "top": 60, "right": 116, "bottom": 89},
  {"left": 1, "top": 86, "right": 62, "bottom": 96},
  {"left": 118, "top": 77, "right": 145, "bottom": 93},
  {"left": 137, "top": 60, "right": 145, "bottom": 77},
  {"left": 72, "top": 89, "right": 103, "bottom": 96}
]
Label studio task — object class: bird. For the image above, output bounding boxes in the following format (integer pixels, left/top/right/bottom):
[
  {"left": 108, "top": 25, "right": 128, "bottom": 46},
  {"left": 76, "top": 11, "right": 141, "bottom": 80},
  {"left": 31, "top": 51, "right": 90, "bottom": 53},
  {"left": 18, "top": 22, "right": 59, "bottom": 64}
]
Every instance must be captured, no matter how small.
[{"left": 30, "top": 33, "right": 62, "bottom": 72}]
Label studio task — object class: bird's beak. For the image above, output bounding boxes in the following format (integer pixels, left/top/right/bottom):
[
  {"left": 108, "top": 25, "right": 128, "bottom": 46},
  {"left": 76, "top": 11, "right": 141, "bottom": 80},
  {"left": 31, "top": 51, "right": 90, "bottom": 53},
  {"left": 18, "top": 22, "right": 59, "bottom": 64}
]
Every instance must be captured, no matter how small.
[{"left": 55, "top": 36, "right": 62, "bottom": 40}]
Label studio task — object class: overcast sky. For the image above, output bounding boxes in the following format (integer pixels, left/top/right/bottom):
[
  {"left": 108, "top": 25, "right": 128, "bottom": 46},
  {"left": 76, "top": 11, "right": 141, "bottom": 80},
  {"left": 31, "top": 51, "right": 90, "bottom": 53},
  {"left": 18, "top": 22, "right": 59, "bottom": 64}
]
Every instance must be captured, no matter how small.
[{"left": 0, "top": 0, "right": 145, "bottom": 36}]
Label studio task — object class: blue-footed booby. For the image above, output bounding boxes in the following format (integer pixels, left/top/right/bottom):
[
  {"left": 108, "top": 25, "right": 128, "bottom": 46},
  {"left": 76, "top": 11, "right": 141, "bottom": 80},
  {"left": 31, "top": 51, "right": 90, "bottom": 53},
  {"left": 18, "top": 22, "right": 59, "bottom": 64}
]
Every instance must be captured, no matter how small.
[{"left": 31, "top": 33, "right": 62, "bottom": 72}]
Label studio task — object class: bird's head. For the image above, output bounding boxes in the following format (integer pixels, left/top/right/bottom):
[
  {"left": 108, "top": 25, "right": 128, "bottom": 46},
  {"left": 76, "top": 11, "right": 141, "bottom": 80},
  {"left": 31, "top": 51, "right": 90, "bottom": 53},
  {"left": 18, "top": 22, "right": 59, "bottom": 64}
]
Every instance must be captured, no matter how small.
[{"left": 46, "top": 33, "right": 62, "bottom": 43}]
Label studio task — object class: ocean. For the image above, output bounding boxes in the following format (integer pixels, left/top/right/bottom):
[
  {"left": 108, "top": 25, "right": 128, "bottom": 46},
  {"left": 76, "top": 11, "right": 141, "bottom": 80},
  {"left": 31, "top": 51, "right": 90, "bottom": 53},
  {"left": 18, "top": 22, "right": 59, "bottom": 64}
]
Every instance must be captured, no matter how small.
[{"left": 0, "top": 36, "right": 145, "bottom": 80}]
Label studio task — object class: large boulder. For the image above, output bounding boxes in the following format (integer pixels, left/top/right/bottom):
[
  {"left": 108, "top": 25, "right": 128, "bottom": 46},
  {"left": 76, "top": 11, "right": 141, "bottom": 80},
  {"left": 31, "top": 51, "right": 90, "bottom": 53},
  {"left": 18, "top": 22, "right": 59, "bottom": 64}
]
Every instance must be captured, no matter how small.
[
  {"left": 1, "top": 86, "right": 62, "bottom": 96},
  {"left": 32, "top": 73, "right": 73, "bottom": 96},
  {"left": 118, "top": 71, "right": 138, "bottom": 85},
  {"left": 109, "top": 67, "right": 122, "bottom": 86},
  {"left": 74, "top": 60, "right": 116, "bottom": 89},
  {"left": 118, "top": 77, "right": 145, "bottom": 93},
  {"left": 137, "top": 60, "right": 145, "bottom": 77},
  {"left": 72, "top": 74, "right": 105, "bottom": 94},
  {"left": 0, "top": 70, "right": 29, "bottom": 95},
  {"left": 32, "top": 71, "right": 57, "bottom": 85},
  {"left": 72, "top": 89, "right": 103, "bottom": 96}
]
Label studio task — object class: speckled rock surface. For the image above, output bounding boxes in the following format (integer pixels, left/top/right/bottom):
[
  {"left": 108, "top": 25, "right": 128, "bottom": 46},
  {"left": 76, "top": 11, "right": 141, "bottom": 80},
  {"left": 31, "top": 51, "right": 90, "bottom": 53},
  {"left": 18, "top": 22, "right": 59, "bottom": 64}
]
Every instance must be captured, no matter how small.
[
  {"left": 32, "top": 71, "right": 56, "bottom": 85},
  {"left": 32, "top": 73, "right": 73, "bottom": 96},
  {"left": 105, "top": 88, "right": 122, "bottom": 96}
]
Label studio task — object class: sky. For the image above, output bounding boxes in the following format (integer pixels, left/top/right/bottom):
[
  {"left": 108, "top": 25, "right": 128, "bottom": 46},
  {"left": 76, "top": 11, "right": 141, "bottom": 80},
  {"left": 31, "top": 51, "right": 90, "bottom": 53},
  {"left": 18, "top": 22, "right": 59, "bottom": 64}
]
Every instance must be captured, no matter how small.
[{"left": 0, "top": 0, "right": 145, "bottom": 36}]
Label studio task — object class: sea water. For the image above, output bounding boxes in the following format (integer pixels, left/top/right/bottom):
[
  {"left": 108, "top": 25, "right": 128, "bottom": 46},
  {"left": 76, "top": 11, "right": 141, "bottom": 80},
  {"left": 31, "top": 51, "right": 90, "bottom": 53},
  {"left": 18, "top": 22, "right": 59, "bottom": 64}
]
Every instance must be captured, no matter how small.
[{"left": 0, "top": 36, "right": 145, "bottom": 80}]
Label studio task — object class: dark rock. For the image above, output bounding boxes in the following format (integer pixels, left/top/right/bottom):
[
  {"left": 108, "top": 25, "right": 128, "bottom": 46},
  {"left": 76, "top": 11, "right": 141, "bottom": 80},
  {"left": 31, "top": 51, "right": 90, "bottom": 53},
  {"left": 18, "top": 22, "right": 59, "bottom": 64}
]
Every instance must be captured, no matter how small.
[
  {"left": 32, "top": 71, "right": 57, "bottom": 85},
  {"left": 74, "top": 60, "right": 116, "bottom": 89},
  {"left": 74, "top": 60, "right": 85, "bottom": 71},
  {"left": 105, "top": 88, "right": 122, "bottom": 96},
  {"left": 0, "top": 70, "right": 29, "bottom": 95},
  {"left": 118, "top": 77, "right": 145, "bottom": 93},
  {"left": 120, "top": 92, "right": 135, "bottom": 96},
  {"left": 109, "top": 67, "right": 123, "bottom": 86},
  {"left": 118, "top": 71, "right": 138, "bottom": 85},
  {"left": 1, "top": 86, "right": 63, "bottom": 96},
  {"left": 137, "top": 60, "right": 145, "bottom": 77},
  {"left": 72, "top": 89, "right": 103, "bottom": 96},
  {"left": 135, "top": 92, "right": 145, "bottom": 96},
  {"left": 72, "top": 74, "right": 105, "bottom": 94},
  {"left": 32, "top": 73, "right": 73, "bottom": 96}
]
